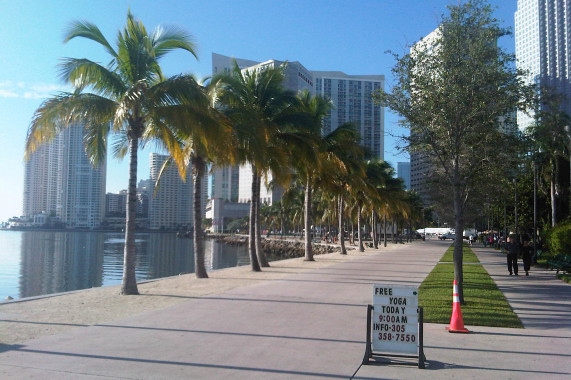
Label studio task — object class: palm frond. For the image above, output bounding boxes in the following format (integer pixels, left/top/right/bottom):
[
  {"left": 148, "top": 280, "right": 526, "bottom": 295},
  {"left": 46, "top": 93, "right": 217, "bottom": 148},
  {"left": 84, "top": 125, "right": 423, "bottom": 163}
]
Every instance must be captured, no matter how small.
[
  {"left": 64, "top": 20, "right": 117, "bottom": 57},
  {"left": 59, "top": 58, "right": 125, "bottom": 97}
]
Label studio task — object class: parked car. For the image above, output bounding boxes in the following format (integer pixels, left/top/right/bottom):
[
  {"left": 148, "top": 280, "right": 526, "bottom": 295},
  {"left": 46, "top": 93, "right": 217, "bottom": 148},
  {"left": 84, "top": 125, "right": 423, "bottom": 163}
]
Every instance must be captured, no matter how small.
[{"left": 439, "top": 233, "right": 456, "bottom": 240}]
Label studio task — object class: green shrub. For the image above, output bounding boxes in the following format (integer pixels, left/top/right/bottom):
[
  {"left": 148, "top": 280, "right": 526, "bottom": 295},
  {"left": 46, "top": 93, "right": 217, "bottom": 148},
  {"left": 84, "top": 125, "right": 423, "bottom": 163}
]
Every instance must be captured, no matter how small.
[{"left": 547, "top": 222, "right": 571, "bottom": 256}]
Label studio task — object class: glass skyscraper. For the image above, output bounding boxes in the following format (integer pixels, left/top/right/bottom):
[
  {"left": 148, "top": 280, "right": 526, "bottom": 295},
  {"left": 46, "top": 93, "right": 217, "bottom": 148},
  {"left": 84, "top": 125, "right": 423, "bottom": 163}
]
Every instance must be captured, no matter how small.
[
  {"left": 515, "top": 0, "right": 571, "bottom": 130},
  {"left": 23, "top": 124, "right": 106, "bottom": 228}
]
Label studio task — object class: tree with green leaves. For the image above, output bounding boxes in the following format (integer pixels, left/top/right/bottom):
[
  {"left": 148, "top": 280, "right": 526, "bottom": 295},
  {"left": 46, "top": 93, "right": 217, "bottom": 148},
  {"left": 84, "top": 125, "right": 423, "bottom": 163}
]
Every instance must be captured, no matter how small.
[
  {"left": 216, "top": 61, "right": 297, "bottom": 270},
  {"left": 374, "top": 0, "right": 533, "bottom": 303},
  {"left": 527, "top": 88, "right": 571, "bottom": 227},
  {"left": 289, "top": 90, "right": 332, "bottom": 260},
  {"left": 159, "top": 77, "right": 235, "bottom": 278},
  {"left": 25, "top": 12, "right": 202, "bottom": 295}
]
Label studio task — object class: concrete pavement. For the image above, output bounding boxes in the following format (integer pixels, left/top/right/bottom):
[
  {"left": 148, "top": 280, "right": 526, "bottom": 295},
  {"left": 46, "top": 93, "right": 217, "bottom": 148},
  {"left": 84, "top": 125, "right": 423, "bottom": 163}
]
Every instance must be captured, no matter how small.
[{"left": 1, "top": 240, "right": 570, "bottom": 379}]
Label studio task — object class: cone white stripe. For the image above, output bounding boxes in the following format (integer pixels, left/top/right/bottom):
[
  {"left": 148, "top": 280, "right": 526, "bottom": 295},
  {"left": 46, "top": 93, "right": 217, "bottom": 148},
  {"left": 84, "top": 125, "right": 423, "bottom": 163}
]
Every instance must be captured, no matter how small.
[{"left": 453, "top": 295, "right": 460, "bottom": 303}]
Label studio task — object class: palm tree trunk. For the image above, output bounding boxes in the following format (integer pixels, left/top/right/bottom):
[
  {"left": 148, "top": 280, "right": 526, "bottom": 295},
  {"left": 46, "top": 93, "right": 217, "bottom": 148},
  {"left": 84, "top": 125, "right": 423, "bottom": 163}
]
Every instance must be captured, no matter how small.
[
  {"left": 358, "top": 200, "right": 364, "bottom": 252},
  {"left": 121, "top": 136, "right": 139, "bottom": 295},
  {"left": 249, "top": 167, "right": 261, "bottom": 271},
  {"left": 304, "top": 177, "right": 314, "bottom": 261},
  {"left": 383, "top": 214, "right": 387, "bottom": 247},
  {"left": 373, "top": 212, "right": 378, "bottom": 249},
  {"left": 193, "top": 157, "right": 208, "bottom": 278},
  {"left": 338, "top": 195, "right": 347, "bottom": 255},
  {"left": 255, "top": 173, "right": 269, "bottom": 267}
]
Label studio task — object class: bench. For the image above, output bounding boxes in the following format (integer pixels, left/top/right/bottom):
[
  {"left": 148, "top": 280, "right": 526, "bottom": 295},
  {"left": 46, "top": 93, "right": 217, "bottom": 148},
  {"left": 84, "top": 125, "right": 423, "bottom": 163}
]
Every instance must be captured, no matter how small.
[{"left": 547, "top": 254, "right": 571, "bottom": 274}]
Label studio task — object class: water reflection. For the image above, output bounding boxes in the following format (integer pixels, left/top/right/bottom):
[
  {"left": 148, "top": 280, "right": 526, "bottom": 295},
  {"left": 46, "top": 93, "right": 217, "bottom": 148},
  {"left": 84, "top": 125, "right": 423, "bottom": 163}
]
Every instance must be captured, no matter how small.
[{"left": 11, "top": 231, "right": 248, "bottom": 299}]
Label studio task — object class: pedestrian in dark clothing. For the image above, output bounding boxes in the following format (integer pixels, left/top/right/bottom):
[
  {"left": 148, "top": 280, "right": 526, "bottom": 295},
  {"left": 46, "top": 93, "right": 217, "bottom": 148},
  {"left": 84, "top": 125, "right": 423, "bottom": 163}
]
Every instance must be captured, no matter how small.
[
  {"left": 505, "top": 236, "right": 519, "bottom": 275},
  {"left": 522, "top": 241, "right": 532, "bottom": 276}
]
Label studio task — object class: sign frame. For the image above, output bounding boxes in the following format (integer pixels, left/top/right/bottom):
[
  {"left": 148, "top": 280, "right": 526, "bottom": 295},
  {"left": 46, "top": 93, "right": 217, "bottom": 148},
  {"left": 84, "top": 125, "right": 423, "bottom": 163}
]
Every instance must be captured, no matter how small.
[{"left": 362, "top": 284, "right": 426, "bottom": 369}]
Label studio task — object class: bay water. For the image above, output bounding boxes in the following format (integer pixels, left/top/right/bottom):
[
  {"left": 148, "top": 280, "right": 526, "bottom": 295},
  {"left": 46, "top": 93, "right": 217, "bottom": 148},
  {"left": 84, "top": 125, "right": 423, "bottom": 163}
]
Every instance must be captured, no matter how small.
[{"left": 0, "top": 230, "right": 249, "bottom": 300}]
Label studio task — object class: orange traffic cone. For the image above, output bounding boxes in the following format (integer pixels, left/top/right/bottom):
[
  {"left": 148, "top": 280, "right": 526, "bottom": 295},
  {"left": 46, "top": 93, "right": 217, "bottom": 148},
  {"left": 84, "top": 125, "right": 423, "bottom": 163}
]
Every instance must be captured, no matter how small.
[{"left": 446, "top": 280, "right": 470, "bottom": 333}]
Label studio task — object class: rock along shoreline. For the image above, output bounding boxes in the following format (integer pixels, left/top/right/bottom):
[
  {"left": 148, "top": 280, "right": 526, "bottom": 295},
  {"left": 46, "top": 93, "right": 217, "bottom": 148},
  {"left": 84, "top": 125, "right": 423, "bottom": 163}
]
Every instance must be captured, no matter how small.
[{"left": 209, "top": 234, "right": 345, "bottom": 259}]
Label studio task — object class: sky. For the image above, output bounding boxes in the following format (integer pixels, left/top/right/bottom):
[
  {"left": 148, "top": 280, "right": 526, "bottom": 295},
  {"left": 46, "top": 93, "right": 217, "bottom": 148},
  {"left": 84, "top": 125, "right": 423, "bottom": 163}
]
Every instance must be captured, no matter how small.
[{"left": 0, "top": 0, "right": 517, "bottom": 222}]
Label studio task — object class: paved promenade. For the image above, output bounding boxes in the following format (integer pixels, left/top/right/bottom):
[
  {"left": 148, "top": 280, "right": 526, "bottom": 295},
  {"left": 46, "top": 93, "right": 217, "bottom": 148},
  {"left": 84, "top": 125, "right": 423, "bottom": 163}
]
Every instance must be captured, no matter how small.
[{"left": 1, "top": 240, "right": 570, "bottom": 379}]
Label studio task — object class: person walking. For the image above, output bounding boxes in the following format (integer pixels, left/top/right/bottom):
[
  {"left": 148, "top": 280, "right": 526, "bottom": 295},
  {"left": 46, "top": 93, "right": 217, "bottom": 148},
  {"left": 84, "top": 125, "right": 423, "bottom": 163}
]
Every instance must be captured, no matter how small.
[
  {"left": 505, "top": 236, "right": 519, "bottom": 275},
  {"left": 522, "top": 240, "right": 532, "bottom": 276}
]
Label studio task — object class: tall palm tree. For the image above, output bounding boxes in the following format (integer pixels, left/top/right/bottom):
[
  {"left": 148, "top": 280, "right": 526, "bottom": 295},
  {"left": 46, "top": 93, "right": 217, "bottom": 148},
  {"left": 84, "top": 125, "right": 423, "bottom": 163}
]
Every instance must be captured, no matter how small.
[
  {"left": 158, "top": 77, "right": 234, "bottom": 278},
  {"left": 316, "top": 124, "right": 364, "bottom": 254},
  {"left": 528, "top": 89, "right": 571, "bottom": 227},
  {"left": 216, "top": 61, "right": 297, "bottom": 270},
  {"left": 289, "top": 90, "right": 332, "bottom": 260},
  {"left": 25, "top": 12, "right": 200, "bottom": 294}
]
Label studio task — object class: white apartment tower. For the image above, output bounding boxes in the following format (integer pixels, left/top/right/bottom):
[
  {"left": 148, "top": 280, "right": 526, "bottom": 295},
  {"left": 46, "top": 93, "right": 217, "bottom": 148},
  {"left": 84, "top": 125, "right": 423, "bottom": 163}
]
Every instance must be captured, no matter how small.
[
  {"left": 408, "top": 29, "right": 441, "bottom": 204},
  {"left": 515, "top": 0, "right": 571, "bottom": 130},
  {"left": 149, "top": 153, "right": 207, "bottom": 230},
  {"left": 23, "top": 124, "right": 106, "bottom": 228},
  {"left": 211, "top": 53, "right": 386, "bottom": 205},
  {"left": 313, "top": 72, "right": 385, "bottom": 159}
]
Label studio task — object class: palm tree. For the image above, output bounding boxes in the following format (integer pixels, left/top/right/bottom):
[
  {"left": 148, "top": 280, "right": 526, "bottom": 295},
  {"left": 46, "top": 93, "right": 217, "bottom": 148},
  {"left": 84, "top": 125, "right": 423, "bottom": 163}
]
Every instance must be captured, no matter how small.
[
  {"left": 528, "top": 89, "right": 571, "bottom": 227},
  {"left": 289, "top": 90, "right": 332, "bottom": 260},
  {"left": 25, "top": 12, "right": 200, "bottom": 294},
  {"left": 316, "top": 124, "right": 364, "bottom": 254},
  {"left": 216, "top": 61, "right": 297, "bottom": 270},
  {"left": 160, "top": 77, "right": 234, "bottom": 278}
]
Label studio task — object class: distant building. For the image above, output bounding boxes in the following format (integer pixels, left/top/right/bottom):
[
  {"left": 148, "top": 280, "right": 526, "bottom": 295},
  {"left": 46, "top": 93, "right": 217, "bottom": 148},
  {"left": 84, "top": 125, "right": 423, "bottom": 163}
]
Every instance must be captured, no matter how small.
[
  {"left": 313, "top": 71, "right": 385, "bottom": 159},
  {"left": 515, "top": 0, "right": 571, "bottom": 130},
  {"left": 23, "top": 124, "right": 106, "bottom": 228},
  {"left": 148, "top": 153, "right": 207, "bottom": 230},
  {"left": 397, "top": 162, "right": 411, "bottom": 190},
  {"left": 105, "top": 191, "right": 127, "bottom": 216},
  {"left": 408, "top": 29, "right": 441, "bottom": 205},
  {"left": 210, "top": 53, "right": 386, "bottom": 207}
]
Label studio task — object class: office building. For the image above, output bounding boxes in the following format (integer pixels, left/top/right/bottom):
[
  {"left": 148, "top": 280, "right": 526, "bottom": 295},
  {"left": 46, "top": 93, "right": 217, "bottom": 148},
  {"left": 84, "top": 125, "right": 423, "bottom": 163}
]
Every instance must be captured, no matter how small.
[
  {"left": 397, "top": 162, "right": 411, "bottom": 190},
  {"left": 408, "top": 29, "right": 440, "bottom": 204},
  {"left": 210, "top": 53, "right": 385, "bottom": 206},
  {"left": 515, "top": 0, "right": 571, "bottom": 130},
  {"left": 148, "top": 153, "right": 207, "bottom": 230},
  {"left": 23, "top": 124, "right": 106, "bottom": 228},
  {"left": 313, "top": 71, "right": 385, "bottom": 158}
]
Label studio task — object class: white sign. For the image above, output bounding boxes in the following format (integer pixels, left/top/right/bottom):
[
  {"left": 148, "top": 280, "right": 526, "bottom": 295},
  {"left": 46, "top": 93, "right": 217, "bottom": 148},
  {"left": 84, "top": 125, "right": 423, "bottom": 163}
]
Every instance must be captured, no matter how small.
[{"left": 372, "top": 284, "right": 419, "bottom": 354}]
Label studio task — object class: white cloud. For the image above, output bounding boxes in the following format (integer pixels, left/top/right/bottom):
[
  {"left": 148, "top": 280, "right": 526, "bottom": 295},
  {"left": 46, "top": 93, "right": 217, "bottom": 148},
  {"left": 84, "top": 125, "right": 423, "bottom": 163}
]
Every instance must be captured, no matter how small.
[
  {"left": 0, "top": 89, "right": 18, "bottom": 98},
  {"left": 0, "top": 82, "right": 66, "bottom": 99}
]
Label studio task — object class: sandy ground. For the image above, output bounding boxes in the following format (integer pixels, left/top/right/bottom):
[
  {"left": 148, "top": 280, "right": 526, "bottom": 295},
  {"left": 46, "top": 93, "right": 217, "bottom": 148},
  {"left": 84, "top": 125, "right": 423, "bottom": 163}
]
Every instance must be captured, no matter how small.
[{"left": 0, "top": 246, "right": 392, "bottom": 346}]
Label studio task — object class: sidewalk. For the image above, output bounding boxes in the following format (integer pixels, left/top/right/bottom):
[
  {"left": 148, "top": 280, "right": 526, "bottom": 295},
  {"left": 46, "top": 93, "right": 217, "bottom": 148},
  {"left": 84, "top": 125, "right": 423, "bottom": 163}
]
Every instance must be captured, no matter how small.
[{"left": 1, "top": 240, "right": 570, "bottom": 379}]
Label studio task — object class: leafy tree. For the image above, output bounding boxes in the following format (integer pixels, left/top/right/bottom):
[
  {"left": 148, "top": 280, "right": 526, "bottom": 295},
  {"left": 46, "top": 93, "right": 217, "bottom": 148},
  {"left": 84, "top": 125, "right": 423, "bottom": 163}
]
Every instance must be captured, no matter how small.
[
  {"left": 527, "top": 88, "right": 571, "bottom": 226},
  {"left": 216, "top": 62, "right": 297, "bottom": 270},
  {"left": 25, "top": 12, "right": 200, "bottom": 295},
  {"left": 289, "top": 90, "right": 332, "bottom": 260},
  {"left": 374, "top": 0, "right": 533, "bottom": 302},
  {"left": 160, "top": 77, "right": 235, "bottom": 278}
]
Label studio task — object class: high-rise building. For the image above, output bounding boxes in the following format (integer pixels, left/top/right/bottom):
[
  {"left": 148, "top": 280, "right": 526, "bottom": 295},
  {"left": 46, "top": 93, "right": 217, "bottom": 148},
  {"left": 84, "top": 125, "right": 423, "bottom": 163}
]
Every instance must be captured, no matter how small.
[
  {"left": 408, "top": 29, "right": 440, "bottom": 204},
  {"left": 148, "top": 153, "right": 207, "bottom": 230},
  {"left": 23, "top": 124, "right": 106, "bottom": 228},
  {"left": 210, "top": 53, "right": 385, "bottom": 206},
  {"left": 515, "top": 0, "right": 571, "bottom": 130},
  {"left": 397, "top": 162, "right": 411, "bottom": 190},
  {"left": 313, "top": 71, "right": 385, "bottom": 159}
]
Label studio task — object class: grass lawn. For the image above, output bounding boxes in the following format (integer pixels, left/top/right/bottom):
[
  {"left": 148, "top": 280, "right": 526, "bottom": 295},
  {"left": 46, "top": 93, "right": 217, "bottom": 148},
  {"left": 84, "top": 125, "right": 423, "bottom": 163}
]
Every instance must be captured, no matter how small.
[
  {"left": 439, "top": 243, "right": 480, "bottom": 263},
  {"left": 419, "top": 244, "right": 523, "bottom": 328}
]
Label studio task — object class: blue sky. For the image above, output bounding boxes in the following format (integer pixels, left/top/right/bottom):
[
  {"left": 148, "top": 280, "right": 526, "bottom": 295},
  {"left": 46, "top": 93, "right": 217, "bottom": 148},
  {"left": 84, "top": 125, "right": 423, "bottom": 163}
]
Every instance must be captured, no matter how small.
[{"left": 0, "top": 0, "right": 517, "bottom": 222}]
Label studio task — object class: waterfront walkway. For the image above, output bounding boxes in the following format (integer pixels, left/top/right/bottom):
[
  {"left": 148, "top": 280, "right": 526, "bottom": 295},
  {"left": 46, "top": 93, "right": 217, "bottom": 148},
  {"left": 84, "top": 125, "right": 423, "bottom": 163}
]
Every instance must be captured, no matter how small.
[{"left": 1, "top": 240, "right": 570, "bottom": 379}]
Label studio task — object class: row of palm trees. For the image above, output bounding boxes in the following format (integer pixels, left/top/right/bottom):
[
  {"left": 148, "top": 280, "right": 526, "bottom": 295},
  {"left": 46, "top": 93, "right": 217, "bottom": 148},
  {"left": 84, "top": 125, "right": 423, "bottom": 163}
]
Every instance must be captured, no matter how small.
[{"left": 24, "top": 12, "right": 423, "bottom": 296}]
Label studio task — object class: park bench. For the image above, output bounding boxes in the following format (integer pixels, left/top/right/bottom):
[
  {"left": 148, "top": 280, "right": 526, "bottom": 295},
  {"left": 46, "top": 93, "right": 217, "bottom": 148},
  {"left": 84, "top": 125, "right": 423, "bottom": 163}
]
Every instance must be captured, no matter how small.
[{"left": 546, "top": 254, "right": 571, "bottom": 274}]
